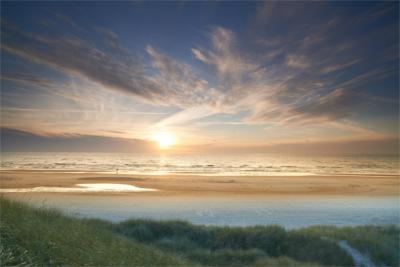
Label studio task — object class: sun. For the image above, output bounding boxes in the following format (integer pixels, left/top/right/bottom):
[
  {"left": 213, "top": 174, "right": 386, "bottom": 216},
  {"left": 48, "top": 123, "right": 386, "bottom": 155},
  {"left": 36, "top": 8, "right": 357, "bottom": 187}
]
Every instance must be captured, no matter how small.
[{"left": 153, "top": 132, "right": 176, "bottom": 149}]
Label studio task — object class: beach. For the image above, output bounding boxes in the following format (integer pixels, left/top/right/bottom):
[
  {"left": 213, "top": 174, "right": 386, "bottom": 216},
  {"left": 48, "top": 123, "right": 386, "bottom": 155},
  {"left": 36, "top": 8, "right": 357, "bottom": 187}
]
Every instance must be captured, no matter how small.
[
  {"left": 1, "top": 170, "right": 398, "bottom": 196},
  {"left": 2, "top": 170, "right": 398, "bottom": 228}
]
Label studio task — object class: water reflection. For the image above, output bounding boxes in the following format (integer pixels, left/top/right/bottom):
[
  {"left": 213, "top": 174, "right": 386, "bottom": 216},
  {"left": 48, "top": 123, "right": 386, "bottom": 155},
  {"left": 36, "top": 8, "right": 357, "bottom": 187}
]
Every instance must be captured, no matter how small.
[{"left": 0, "top": 183, "right": 158, "bottom": 193}]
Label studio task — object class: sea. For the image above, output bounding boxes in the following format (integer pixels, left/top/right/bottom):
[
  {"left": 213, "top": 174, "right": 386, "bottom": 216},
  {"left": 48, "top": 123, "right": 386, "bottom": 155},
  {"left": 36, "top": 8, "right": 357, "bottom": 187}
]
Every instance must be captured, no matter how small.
[{"left": 1, "top": 152, "right": 399, "bottom": 176}]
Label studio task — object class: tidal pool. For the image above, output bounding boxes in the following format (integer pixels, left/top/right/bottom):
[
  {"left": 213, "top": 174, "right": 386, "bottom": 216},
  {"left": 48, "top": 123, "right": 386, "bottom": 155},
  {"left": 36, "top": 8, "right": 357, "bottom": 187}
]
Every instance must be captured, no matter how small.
[{"left": 0, "top": 183, "right": 158, "bottom": 193}]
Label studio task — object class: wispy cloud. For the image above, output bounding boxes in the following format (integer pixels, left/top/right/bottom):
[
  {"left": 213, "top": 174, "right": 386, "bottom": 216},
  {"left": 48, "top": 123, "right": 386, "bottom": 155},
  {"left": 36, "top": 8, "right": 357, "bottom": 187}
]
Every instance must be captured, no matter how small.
[
  {"left": 187, "top": 2, "right": 399, "bottom": 129},
  {"left": 2, "top": 21, "right": 162, "bottom": 102},
  {"left": 192, "top": 27, "right": 257, "bottom": 79},
  {"left": 146, "top": 46, "right": 218, "bottom": 108},
  {"left": 155, "top": 105, "right": 215, "bottom": 128},
  {"left": 1, "top": 127, "right": 157, "bottom": 152}
]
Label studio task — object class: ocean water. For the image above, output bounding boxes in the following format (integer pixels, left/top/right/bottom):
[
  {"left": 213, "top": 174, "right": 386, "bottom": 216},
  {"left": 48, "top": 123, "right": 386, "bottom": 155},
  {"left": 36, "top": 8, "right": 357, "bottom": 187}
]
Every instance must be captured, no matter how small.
[{"left": 1, "top": 152, "right": 399, "bottom": 176}]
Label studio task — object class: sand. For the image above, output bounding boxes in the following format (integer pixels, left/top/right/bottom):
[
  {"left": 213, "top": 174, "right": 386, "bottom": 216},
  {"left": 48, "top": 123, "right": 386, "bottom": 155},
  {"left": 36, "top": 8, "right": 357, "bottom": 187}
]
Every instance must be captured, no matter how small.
[{"left": 0, "top": 170, "right": 398, "bottom": 197}]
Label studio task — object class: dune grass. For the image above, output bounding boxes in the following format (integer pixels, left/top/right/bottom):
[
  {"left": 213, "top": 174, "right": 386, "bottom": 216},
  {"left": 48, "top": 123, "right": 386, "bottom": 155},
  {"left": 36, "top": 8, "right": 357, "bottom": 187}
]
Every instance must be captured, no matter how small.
[
  {"left": 1, "top": 197, "right": 399, "bottom": 266},
  {"left": 295, "top": 225, "right": 400, "bottom": 266},
  {"left": 114, "top": 219, "right": 352, "bottom": 266},
  {"left": 0, "top": 197, "right": 190, "bottom": 266}
]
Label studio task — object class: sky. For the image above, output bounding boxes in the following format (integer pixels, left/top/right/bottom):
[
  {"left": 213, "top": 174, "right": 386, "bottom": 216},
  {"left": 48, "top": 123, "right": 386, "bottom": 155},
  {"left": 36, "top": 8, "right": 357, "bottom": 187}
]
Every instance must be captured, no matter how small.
[{"left": 1, "top": 1, "right": 399, "bottom": 154}]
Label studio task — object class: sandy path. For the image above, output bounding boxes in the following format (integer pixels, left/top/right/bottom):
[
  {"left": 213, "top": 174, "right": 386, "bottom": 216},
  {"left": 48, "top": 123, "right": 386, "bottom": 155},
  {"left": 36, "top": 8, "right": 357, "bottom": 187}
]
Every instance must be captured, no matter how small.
[{"left": 338, "top": 240, "right": 376, "bottom": 267}]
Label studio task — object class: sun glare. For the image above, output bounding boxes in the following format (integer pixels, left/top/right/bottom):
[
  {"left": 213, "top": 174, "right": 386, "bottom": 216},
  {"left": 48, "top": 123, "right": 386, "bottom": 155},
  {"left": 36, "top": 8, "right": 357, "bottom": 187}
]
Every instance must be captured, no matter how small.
[{"left": 153, "top": 132, "right": 176, "bottom": 149}]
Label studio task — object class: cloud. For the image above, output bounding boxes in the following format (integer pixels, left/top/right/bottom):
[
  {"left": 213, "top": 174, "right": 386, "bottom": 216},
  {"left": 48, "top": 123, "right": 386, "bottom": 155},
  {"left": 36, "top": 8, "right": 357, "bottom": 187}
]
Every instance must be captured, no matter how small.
[
  {"left": 191, "top": 48, "right": 209, "bottom": 63},
  {"left": 155, "top": 105, "right": 215, "bottom": 127},
  {"left": 95, "top": 27, "right": 123, "bottom": 50},
  {"left": 319, "top": 59, "right": 361, "bottom": 74},
  {"left": 192, "top": 27, "right": 257, "bottom": 79},
  {"left": 260, "top": 87, "right": 353, "bottom": 125},
  {"left": 1, "top": 127, "right": 157, "bottom": 152},
  {"left": 2, "top": 1, "right": 398, "bottom": 132},
  {"left": 286, "top": 88, "right": 356, "bottom": 123},
  {"left": 50, "top": 11, "right": 83, "bottom": 32},
  {"left": 177, "top": 136, "right": 399, "bottom": 155},
  {"left": 286, "top": 55, "right": 310, "bottom": 69},
  {"left": 1, "top": 73, "right": 59, "bottom": 89},
  {"left": 207, "top": 2, "right": 398, "bottom": 126},
  {"left": 1, "top": 21, "right": 222, "bottom": 111},
  {"left": 146, "top": 46, "right": 218, "bottom": 108},
  {"left": 1, "top": 72, "right": 170, "bottom": 139},
  {"left": 1, "top": 22, "right": 162, "bottom": 103}
]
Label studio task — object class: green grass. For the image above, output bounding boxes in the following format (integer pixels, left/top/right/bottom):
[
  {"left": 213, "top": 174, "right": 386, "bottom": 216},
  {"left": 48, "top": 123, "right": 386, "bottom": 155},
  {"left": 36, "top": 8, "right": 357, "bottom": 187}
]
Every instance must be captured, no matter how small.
[
  {"left": 0, "top": 197, "right": 190, "bottom": 266},
  {"left": 1, "top": 197, "right": 399, "bottom": 267},
  {"left": 114, "top": 220, "right": 353, "bottom": 266},
  {"left": 295, "top": 225, "right": 400, "bottom": 266}
]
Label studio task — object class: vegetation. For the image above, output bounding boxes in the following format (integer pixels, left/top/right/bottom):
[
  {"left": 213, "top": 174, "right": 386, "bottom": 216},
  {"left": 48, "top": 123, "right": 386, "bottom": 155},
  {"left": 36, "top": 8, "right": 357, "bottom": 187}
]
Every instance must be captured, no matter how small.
[
  {"left": 295, "top": 225, "right": 400, "bottom": 266},
  {"left": 0, "top": 198, "right": 189, "bottom": 266},
  {"left": 114, "top": 220, "right": 352, "bottom": 266},
  {"left": 1, "top": 197, "right": 399, "bottom": 266}
]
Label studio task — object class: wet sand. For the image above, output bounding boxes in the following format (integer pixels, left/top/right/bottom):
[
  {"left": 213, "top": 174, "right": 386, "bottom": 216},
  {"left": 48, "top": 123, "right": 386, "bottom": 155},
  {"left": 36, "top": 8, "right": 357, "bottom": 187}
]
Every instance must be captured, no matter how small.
[{"left": 0, "top": 170, "right": 398, "bottom": 197}]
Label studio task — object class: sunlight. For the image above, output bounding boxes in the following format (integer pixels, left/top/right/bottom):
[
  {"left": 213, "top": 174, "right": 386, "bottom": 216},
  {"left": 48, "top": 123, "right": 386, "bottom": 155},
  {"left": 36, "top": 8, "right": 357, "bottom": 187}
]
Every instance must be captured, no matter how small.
[{"left": 153, "top": 132, "right": 176, "bottom": 149}]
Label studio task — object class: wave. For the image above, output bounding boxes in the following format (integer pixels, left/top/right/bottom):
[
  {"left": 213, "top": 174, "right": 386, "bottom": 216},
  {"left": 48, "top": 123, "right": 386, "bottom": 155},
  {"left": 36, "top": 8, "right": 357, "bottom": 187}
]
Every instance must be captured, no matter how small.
[{"left": 1, "top": 152, "right": 398, "bottom": 176}]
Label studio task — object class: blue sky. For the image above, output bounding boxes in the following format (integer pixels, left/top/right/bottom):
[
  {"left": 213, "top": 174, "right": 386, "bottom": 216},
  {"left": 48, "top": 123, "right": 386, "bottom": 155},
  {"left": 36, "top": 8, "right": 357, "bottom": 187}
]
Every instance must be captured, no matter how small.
[{"left": 1, "top": 1, "right": 399, "bottom": 154}]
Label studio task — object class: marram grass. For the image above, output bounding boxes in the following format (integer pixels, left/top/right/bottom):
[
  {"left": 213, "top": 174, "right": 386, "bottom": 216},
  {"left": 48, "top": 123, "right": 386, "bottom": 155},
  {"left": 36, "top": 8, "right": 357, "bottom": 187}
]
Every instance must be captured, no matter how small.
[{"left": 0, "top": 197, "right": 189, "bottom": 266}]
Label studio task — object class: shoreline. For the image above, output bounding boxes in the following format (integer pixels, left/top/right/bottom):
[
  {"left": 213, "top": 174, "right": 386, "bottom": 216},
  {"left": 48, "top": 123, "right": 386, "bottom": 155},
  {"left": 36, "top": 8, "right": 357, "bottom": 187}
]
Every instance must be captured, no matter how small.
[{"left": 1, "top": 169, "right": 398, "bottom": 176}]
